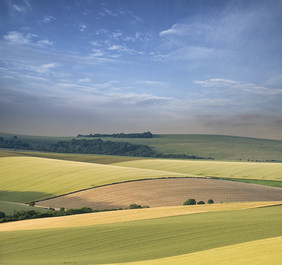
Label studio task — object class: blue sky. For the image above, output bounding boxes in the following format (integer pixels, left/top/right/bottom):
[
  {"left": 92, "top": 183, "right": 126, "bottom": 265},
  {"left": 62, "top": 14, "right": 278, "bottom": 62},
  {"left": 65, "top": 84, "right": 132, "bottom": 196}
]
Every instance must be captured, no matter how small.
[{"left": 1, "top": 0, "right": 282, "bottom": 139}]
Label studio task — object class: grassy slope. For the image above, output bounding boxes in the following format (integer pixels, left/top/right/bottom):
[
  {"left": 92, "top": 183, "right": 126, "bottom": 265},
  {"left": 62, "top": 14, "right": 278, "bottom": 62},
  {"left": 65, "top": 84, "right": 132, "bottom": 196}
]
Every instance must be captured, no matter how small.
[
  {"left": 115, "top": 159, "right": 282, "bottom": 181},
  {"left": 1, "top": 132, "right": 282, "bottom": 161},
  {"left": 0, "top": 156, "right": 185, "bottom": 203},
  {"left": 0, "top": 201, "right": 48, "bottom": 215},
  {"left": 0, "top": 149, "right": 143, "bottom": 164},
  {"left": 1, "top": 202, "right": 280, "bottom": 232},
  {"left": 83, "top": 134, "right": 282, "bottom": 161},
  {"left": 1, "top": 205, "right": 282, "bottom": 265},
  {"left": 109, "top": 236, "right": 282, "bottom": 265}
]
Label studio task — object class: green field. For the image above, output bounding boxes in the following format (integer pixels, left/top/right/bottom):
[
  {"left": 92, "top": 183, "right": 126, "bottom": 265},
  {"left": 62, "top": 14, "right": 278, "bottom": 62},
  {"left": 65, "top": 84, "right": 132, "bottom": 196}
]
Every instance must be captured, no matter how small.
[
  {"left": 0, "top": 156, "right": 185, "bottom": 203},
  {"left": 1, "top": 205, "right": 282, "bottom": 265},
  {"left": 1, "top": 133, "right": 282, "bottom": 264},
  {"left": 115, "top": 159, "right": 282, "bottom": 181},
  {"left": 0, "top": 200, "right": 48, "bottom": 215},
  {"left": 2, "top": 132, "right": 282, "bottom": 161},
  {"left": 111, "top": 236, "right": 282, "bottom": 265},
  {"left": 94, "top": 134, "right": 282, "bottom": 161},
  {"left": 0, "top": 149, "right": 143, "bottom": 164}
]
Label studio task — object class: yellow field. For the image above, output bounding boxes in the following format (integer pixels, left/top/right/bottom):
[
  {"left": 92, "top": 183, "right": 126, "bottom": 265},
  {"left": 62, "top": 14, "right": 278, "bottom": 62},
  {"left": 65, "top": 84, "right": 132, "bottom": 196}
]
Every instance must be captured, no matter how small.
[
  {"left": 1, "top": 201, "right": 280, "bottom": 232},
  {"left": 115, "top": 159, "right": 282, "bottom": 180},
  {"left": 106, "top": 236, "right": 282, "bottom": 265},
  {"left": 0, "top": 156, "right": 185, "bottom": 202}
]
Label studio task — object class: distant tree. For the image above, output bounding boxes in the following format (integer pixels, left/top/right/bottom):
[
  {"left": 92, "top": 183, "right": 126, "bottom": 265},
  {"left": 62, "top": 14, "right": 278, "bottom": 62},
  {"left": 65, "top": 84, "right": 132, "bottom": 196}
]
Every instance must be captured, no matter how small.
[
  {"left": 0, "top": 212, "right": 6, "bottom": 218},
  {"left": 183, "top": 198, "right": 196, "bottom": 205},
  {"left": 197, "top": 201, "right": 205, "bottom": 204},
  {"left": 207, "top": 199, "right": 214, "bottom": 204},
  {"left": 29, "top": 201, "right": 35, "bottom": 206},
  {"left": 129, "top": 204, "right": 142, "bottom": 209}
]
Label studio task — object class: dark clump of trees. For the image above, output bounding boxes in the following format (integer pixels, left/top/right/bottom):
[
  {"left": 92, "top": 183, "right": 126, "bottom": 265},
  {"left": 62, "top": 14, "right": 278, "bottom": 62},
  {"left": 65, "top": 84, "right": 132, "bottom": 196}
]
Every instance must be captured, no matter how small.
[
  {"left": 0, "top": 136, "right": 31, "bottom": 150},
  {"left": 0, "top": 204, "right": 150, "bottom": 223},
  {"left": 0, "top": 136, "right": 213, "bottom": 159},
  {"left": 50, "top": 139, "right": 156, "bottom": 157},
  {"left": 77, "top": 131, "right": 154, "bottom": 138},
  {"left": 129, "top": 204, "right": 150, "bottom": 209},
  {"left": 183, "top": 198, "right": 197, "bottom": 205},
  {"left": 183, "top": 199, "right": 214, "bottom": 205},
  {"left": 0, "top": 207, "right": 119, "bottom": 223}
]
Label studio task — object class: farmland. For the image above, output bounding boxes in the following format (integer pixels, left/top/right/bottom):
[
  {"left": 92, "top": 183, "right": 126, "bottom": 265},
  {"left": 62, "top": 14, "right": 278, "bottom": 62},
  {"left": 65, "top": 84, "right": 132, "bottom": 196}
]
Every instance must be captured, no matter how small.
[
  {"left": 37, "top": 178, "right": 282, "bottom": 210},
  {"left": 2, "top": 132, "right": 282, "bottom": 161},
  {"left": 1, "top": 134, "right": 282, "bottom": 265},
  {"left": 115, "top": 159, "right": 282, "bottom": 181},
  {"left": 1, "top": 203, "right": 282, "bottom": 264},
  {"left": 0, "top": 156, "right": 184, "bottom": 203}
]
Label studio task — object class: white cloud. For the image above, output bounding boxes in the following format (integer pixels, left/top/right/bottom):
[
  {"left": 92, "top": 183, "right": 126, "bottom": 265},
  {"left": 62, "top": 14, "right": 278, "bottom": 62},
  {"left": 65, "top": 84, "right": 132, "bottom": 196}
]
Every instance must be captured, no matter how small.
[
  {"left": 80, "top": 24, "right": 87, "bottom": 32},
  {"left": 164, "top": 46, "right": 216, "bottom": 61},
  {"left": 193, "top": 78, "right": 282, "bottom": 96},
  {"left": 9, "top": 0, "right": 31, "bottom": 14},
  {"left": 137, "top": 80, "right": 168, "bottom": 87},
  {"left": 3, "top": 31, "right": 53, "bottom": 47},
  {"left": 41, "top": 15, "right": 56, "bottom": 23},
  {"left": 3, "top": 31, "right": 31, "bottom": 45},
  {"left": 78, "top": 78, "right": 91, "bottom": 83},
  {"left": 37, "top": 39, "right": 53, "bottom": 46},
  {"left": 107, "top": 44, "right": 141, "bottom": 55}
]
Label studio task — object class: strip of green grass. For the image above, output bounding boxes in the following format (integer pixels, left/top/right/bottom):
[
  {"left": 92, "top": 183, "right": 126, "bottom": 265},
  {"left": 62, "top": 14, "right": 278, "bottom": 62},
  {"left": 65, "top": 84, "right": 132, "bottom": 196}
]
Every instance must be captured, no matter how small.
[
  {"left": 0, "top": 201, "right": 48, "bottom": 215},
  {"left": 213, "top": 177, "right": 282, "bottom": 188},
  {"left": 0, "top": 149, "right": 143, "bottom": 164},
  {"left": 1, "top": 205, "right": 282, "bottom": 265}
]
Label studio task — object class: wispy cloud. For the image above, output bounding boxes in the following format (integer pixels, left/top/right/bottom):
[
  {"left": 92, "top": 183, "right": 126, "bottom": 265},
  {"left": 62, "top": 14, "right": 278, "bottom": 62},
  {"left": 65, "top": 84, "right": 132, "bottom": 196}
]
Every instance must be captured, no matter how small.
[
  {"left": 3, "top": 31, "right": 32, "bottom": 45},
  {"left": 136, "top": 80, "right": 168, "bottom": 87},
  {"left": 78, "top": 78, "right": 91, "bottom": 83},
  {"left": 8, "top": 0, "right": 31, "bottom": 14},
  {"left": 193, "top": 78, "right": 282, "bottom": 96},
  {"left": 3, "top": 31, "right": 53, "bottom": 47},
  {"left": 40, "top": 15, "right": 56, "bottom": 23}
]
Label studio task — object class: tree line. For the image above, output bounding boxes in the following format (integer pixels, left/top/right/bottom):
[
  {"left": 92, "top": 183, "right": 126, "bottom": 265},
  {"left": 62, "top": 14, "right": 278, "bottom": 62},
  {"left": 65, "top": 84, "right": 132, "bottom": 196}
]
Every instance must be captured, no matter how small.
[
  {"left": 0, "top": 136, "right": 213, "bottom": 159},
  {"left": 77, "top": 131, "right": 153, "bottom": 138},
  {"left": 0, "top": 204, "right": 150, "bottom": 223}
]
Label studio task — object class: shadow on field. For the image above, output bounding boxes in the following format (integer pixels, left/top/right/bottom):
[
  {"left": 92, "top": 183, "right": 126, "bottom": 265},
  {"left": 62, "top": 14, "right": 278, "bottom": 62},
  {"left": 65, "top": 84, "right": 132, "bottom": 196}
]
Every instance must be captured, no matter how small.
[{"left": 0, "top": 190, "right": 53, "bottom": 203}]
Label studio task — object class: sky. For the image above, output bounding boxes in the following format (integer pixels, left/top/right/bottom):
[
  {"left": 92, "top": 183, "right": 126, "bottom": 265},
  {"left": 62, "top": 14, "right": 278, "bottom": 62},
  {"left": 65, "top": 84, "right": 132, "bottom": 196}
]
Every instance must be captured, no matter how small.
[{"left": 0, "top": 0, "right": 282, "bottom": 139}]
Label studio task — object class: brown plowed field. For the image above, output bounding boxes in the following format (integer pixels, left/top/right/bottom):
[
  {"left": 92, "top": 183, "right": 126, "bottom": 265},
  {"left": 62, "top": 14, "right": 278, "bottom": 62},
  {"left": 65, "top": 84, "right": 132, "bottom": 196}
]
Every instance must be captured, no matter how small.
[{"left": 37, "top": 178, "right": 282, "bottom": 210}]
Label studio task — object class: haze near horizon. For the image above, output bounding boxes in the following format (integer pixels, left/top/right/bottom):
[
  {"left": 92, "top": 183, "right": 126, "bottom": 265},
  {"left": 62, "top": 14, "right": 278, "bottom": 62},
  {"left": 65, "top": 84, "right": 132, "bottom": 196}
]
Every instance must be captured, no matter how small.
[{"left": 1, "top": 0, "right": 282, "bottom": 140}]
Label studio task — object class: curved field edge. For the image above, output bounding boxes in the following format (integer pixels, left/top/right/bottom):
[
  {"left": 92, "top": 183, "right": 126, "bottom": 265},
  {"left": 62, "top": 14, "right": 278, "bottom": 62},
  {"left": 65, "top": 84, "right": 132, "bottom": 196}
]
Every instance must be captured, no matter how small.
[
  {"left": 1, "top": 205, "right": 282, "bottom": 265},
  {"left": 1, "top": 201, "right": 281, "bottom": 232},
  {"left": 0, "top": 156, "right": 186, "bottom": 203},
  {"left": 114, "top": 159, "right": 282, "bottom": 181},
  {"left": 105, "top": 236, "right": 282, "bottom": 265},
  {"left": 36, "top": 178, "right": 282, "bottom": 210}
]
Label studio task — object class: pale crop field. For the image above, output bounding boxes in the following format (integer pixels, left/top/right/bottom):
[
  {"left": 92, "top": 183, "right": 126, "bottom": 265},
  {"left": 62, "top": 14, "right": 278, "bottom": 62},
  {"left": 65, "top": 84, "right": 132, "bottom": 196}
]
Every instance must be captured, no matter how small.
[
  {"left": 1, "top": 201, "right": 280, "bottom": 232},
  {"left": 107, "top": 236, "right": 282, "bottom": 265},
  {"left": 0, "top": 205, "right": 282, "bottom": 265},
  {"left": 115, "top": 159, "right": 282, "bottom": 181},
  {"left": 0, "top": 156, "right": 185, "bottom": 203}
]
